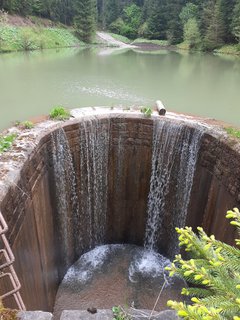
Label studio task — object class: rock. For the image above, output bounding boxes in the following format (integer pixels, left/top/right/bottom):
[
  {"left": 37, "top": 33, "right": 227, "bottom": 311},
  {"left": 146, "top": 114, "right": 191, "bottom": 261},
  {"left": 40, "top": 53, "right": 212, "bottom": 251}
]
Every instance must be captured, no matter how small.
[
  {"left": 87, "top": 307, "right": 97, "bottom": 314},
  {"left": 17, "top": 311, "right": 53, "bottom": 320},
  {"left": 60, "top": 310, "right": 112, "bottom": 320}
]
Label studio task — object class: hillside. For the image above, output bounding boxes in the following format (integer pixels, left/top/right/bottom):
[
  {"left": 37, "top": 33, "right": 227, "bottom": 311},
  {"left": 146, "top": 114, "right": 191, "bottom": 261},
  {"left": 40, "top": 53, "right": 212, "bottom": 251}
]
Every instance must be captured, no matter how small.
[{"left": 0, "top": 14, "right": 85, "bottom": 53}]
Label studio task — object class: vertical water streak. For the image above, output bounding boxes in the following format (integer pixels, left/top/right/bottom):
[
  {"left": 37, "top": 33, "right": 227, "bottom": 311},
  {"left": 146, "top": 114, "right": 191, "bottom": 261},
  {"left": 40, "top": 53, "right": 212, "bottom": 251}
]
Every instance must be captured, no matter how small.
[
  {"left": 79, "top": 117, "right": 110, "bottom": 249},
  {"left": 51, "top": 127, "right": 80, "bottom": 267},
  {"left": 144, "top": 119, "right": 203, "bottom": 255},
  {"left": 169, "top": 126, "right": 204, "bottom": 256}
]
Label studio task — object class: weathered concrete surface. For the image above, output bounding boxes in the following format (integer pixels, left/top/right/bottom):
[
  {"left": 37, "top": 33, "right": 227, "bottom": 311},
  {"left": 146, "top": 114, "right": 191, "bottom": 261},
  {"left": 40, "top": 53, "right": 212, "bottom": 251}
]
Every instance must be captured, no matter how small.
[
  {"left": 60, "top": 309, "right": 179, "bottom": 320},
  {"left": 0, "top": 108, "right": 239, "bottom": 311},
  {"left": 18, "top": 311, "right": 52, "bottom": 319}
]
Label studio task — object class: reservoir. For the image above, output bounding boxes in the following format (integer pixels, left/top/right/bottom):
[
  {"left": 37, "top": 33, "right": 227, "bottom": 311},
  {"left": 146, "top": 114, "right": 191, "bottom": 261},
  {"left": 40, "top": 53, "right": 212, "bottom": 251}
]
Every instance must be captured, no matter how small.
[{"left": 0, "top": 46, "right": 240, "bottom": 130}]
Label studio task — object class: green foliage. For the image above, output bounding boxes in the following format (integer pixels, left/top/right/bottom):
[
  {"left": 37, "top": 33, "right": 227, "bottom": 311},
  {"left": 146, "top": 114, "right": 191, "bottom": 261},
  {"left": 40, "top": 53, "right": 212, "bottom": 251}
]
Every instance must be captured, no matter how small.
[
  {"left": 138, "top": 21, "right": 149, "bottom": 38},
  {"left": 0, "top": 0, "right": 240, "bottom": 52},
  {"left": 166, "top": 208, "right": 240, "bottom": 319},
  {"left": 180, "top": 3, "right": 199, "bottom": 26},
  {"left": 109, "top": 18, "right": 125, "bottom": 35},
  {"left": 145, "top": 0, "right": 167, "bottom": 40},
  {"left": 74, "top": 0, "right": 96, "bottom": 43},
  {"left": 183, "top": 18, "right": 201, "bottom": 50},
  {"left": 203, "top": 0, "right": 226, "bottom": 51},
  {"left": 0, "top": 25, "right": 83, "bottom": 53},
  {"left": 215, "top": 44, "right": 240, "bottom": 55},
  {"left": 122, "top": 4, "right": 142, "bottom": 39},
  {"left": 140, "top": 106, "right": 152, "bottom": 117},
  {"left": 231, "top": 0, "right": 240, "bottom": 43},
  {"left": 0, "top": 133, "right": 17, "bottom": 153},
  {"left": 105, "top": 0, "right": 119, "bottom": 27},
  {"left": 0, "top": 9, "right": 8, "bottom": 25},
  {"left": 133, "top": 38, "right": 168, "bottom": 45},
  {"left": 109, "top": 33, "right": 131, "bottom": 44},
  {"left": 225, "top": 127, "right": 240, "bottom": 139},
  {"left": 112, "top": 306, "right": 131, "bottom": 320},
  {"left": 49, "top": 106, "right": 70, "bottom": 120},
  {"left": 21, "top": 121, "right": 34, "bottom": 129},
  {"left": 18, "top": 29, "right": 37, "bottom": 50}
]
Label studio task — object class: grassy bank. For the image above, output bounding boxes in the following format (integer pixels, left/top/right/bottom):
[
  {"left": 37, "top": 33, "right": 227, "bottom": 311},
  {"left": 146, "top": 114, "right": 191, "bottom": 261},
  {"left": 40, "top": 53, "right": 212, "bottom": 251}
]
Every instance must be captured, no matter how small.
[
  {"left": 109, "top": 34, "right": 170, "bottom": 47},
  {"left": 0, "top": 25, "right": 85, "bottom": 53},
  {"left": 106, "top": 32, "right": 240, "bottom": 56},
  {"left": 132, "top": 38, "right": 169, "bottom": 46},
  {"left": 109, "top": 33, "right": 132, "bottom": 44},
  {"left": 214, "top": 44, "right": 240, "bottom": 56}
]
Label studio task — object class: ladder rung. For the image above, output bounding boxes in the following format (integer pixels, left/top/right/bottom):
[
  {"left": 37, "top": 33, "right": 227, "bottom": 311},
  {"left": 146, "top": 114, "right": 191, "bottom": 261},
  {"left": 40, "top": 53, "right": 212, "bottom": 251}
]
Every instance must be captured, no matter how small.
[{"left": 0, "top": 211, "right": 25, "bottom": 311}]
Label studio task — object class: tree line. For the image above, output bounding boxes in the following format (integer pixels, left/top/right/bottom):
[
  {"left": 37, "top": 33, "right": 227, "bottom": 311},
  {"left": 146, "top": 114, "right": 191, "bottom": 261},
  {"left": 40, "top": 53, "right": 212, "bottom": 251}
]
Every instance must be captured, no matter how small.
[{"left": 0, "top": 0, "right": 240, "bottom": 49}]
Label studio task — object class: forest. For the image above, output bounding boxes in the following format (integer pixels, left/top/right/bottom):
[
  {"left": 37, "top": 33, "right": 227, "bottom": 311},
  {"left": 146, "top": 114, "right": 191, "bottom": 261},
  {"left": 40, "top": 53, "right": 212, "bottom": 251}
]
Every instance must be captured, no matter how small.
[{"left": 0, "top": 0, "right": 240, "bottom": 50}]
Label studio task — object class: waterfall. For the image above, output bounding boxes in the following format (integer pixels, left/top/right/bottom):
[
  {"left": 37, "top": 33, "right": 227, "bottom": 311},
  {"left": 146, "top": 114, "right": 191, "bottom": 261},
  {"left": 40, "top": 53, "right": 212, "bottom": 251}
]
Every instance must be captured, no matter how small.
[
  {"left": 51, "top": 127, "right": 80, "bottom": 267},
  {"left": 144, "top": 119, "right": 203, "bottom": 256},
  {"left": 79, "top": 117, "right": 110, "bottom": 249}
]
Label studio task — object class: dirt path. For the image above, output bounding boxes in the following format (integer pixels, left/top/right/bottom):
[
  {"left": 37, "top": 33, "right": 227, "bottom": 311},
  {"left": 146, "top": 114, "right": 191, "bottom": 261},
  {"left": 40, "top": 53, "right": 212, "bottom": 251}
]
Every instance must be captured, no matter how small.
[{"left": 97, "top": 32, "right": 136, "bottom": 48}]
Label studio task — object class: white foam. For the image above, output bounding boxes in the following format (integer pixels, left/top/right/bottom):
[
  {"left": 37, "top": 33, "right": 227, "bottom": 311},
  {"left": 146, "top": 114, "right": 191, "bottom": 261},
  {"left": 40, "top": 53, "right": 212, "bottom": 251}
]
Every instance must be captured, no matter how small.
[
  {"left": 63, "top": 245, "right": 123, "bottom": 285},
  {"left": 128, "top": 249, "right": 172, "bottom": 285}
]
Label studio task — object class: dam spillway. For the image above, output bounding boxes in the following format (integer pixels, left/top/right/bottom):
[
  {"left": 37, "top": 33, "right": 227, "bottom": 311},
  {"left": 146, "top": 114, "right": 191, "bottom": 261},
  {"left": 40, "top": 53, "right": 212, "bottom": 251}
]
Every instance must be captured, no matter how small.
[{"left": 0, "top": 108, "right": 239, "bottom": 313}]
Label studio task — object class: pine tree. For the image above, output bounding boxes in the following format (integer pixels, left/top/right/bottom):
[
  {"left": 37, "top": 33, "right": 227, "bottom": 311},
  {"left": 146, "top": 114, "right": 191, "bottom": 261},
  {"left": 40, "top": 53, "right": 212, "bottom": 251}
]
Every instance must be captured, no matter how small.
[
  {"left": 203, "top": 0, "right": 226, "bottom": 50},
  {"left": 167, "top": 208, "right": 240, "bottom": 319},
  {"left": 232, "top": 0, "right": 240, "bottom": 43},
  {"left": 183, "top": 18, "right": 201, "bottom": 49},
  {"left": 105, "top": 0, "right": 119, "bottom": 27},
  {"left": 146, "top": 0, "right": 168, "bottom": 39},
  {"left": 74, "top": 0, "right": 96, "bottom": 43},
  {"left": 180, "top": 3, "right": 199, "bottom": 26},
  {"left": 165, "top": 0, "right": 185, "bottom": 44}
]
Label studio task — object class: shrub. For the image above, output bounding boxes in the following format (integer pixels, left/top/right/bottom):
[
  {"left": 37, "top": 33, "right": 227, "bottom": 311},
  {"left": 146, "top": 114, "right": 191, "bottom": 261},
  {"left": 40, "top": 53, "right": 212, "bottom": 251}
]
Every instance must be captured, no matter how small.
[
  {"left": 112, "top": 306, "right": 131, "bottom": 320},
  {"left": 166, "top": 208, "right": 240, "bottom": 319},
  {"left": 49, "top": 106, "right": 70, "bottom": 120},
  {"left": 0, "top": 133, "right": 17, "bottom": 153},
  {"left": 21, "top": 121, "right": 34, "bottom": 129},
  {"left": 18, "top": 29, "right": 37, "bottom": 51}
]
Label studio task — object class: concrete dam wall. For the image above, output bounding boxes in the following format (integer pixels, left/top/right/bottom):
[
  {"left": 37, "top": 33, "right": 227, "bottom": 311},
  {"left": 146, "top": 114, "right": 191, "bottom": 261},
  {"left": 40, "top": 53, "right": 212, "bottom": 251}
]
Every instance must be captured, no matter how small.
[{"left": 0, "top": 108, "right": 239, "bottom": 311}]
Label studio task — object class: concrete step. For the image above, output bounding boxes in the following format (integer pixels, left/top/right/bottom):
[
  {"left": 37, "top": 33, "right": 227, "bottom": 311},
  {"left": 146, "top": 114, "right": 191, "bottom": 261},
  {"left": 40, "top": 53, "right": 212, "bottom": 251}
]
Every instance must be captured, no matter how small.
[
  {"left": 60, "top": 309, "right": 179, "bottom": 320},
  {"left": 18, "top": 311, "right": 53, "bottom": 319}
]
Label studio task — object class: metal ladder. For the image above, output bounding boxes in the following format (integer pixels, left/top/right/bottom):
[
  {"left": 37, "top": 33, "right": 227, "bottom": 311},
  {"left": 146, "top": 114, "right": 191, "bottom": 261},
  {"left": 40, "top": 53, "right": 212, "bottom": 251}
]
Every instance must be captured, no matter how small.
[{"left": 0, "top": 211, "right": 25, "bottom": 310}]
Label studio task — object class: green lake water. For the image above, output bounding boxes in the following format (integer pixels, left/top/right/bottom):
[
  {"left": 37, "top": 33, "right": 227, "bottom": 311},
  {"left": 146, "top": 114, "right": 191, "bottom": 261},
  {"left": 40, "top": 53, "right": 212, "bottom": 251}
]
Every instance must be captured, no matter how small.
[{"left": 0, "top": 47, "right": 240, "bottom": 131}]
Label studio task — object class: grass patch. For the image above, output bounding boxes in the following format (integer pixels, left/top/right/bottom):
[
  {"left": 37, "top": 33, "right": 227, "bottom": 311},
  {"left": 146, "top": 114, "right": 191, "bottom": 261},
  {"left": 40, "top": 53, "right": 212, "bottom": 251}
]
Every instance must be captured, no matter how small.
[
  {"left": 109, "top": 33, "right": 131, "bottom": 44},
  {"left": 0, "top": 133, "right": 17, "bottom": 153},
  {"left": 0, "top": 25, "right": 84, "bottom": 52},
  {"left": 225, "top": 127, "right": 240, "bottom": 139},
  {"left": 132, "top": 38, "right": 169, "bottom": 46},
  {"left": 49, "top": 106, "right": 70, "bottom": 120},
  {"left": 21, "top": 121, "right": 34, "bottom": 129}
]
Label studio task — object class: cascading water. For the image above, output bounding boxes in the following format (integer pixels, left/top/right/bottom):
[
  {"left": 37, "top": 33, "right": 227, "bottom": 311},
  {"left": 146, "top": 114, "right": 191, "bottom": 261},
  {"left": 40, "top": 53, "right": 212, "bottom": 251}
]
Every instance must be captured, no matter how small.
[
  {"left": 51, "top": 127, "right": 80, "bottom": 268},
  {"left": 79, "top": 117, "right": 110, "bottom": 249},
  {"left": 144, "top": 119, "right": 203, "bottom": 257}
]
